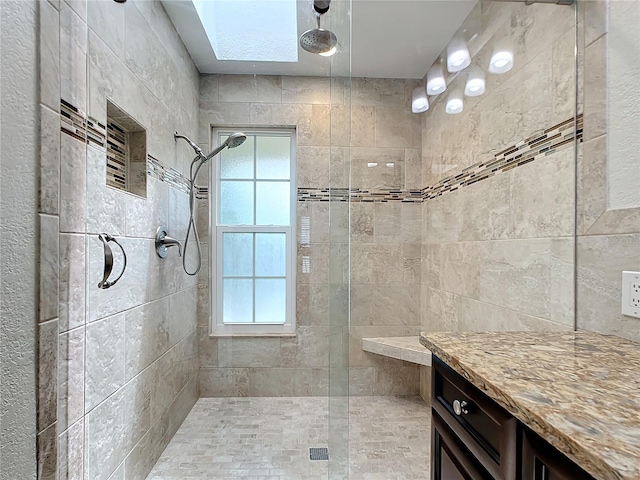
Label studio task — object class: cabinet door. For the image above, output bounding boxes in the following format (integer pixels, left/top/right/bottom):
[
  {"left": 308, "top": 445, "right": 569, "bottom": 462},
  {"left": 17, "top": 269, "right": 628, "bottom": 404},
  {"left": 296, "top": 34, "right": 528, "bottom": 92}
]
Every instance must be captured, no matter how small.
[
  {"left": 521, "top": 428, "right": 596, "bottom": 480},
  {"left": 432, "top": 357, "right": 518, "bottom": 480},
  {"left": 432, "top": 412, "right": 494, "bottom": 480}
]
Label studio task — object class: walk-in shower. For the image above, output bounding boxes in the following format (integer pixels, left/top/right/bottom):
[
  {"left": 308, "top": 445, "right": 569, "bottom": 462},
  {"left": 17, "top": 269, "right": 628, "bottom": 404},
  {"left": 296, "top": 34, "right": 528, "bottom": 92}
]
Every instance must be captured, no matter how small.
[{"left": 174, "top": 131, "right": 247, "bottom": 275}]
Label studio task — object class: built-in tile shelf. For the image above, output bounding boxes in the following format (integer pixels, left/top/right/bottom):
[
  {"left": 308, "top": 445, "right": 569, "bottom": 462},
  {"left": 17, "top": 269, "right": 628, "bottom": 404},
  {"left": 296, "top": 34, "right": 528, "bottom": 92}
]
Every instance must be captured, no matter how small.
[{"left": 362, "top": 336, "right": 432, "bottom": 366}]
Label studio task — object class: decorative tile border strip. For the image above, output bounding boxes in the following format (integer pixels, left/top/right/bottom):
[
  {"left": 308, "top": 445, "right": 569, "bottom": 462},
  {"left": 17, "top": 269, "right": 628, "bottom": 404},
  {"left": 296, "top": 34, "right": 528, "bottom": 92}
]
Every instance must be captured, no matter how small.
[
  {"left": 297, "top": 187, "right": 424, "bottom": 203},
  {"left": 296, "top": 114, "right": 582, "bottom": 203},
  {"left": 60, "top": 99, "right": 582, "bottom": 204},
  {"left": 147, "top": 156, "right": 191, "bottom": 195},
  {"left": 61, "top": 99, "right": 106, "bottom": 148},
  {"left": 105, "top": 120, "right": 127, "bottom": 190},
  {"left": 421, "top": 115, "right": 583, "bottom": 201},
  {"left": 60, "top": 99, "right": 192, "bottom": 195}
]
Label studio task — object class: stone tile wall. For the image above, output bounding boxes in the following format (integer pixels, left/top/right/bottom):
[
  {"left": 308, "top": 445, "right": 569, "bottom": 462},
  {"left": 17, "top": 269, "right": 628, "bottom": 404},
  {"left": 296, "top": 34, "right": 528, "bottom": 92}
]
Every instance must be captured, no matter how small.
[
  {"left": 197, "top": 75, "right": 424, "bottom": 397},
  {"left": 420, "top": 0, "right": 579, "bottom": 335},
  {"left": 576, "top": 0, "right": 640, "bottom": 342},
  {"left": 37, "top": 0, "right": 200, "bottom": 479}
]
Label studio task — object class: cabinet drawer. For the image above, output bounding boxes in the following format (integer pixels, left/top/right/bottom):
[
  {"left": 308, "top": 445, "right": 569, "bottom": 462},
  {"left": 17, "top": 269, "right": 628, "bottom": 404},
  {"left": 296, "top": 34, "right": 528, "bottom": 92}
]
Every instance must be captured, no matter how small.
[
  {"left": 432, "top": 356, "right": 517, "bottom": 480},
  {"left": 432, "top": 411, "right": 494, "bottom": 480}
]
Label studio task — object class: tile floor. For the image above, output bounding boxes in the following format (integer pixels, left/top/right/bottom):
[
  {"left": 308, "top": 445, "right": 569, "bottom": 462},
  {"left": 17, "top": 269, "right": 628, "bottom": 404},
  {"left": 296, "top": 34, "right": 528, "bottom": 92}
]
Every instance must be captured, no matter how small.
[{"left": 147, "top": 396, "right": 431, "bottom": 480}]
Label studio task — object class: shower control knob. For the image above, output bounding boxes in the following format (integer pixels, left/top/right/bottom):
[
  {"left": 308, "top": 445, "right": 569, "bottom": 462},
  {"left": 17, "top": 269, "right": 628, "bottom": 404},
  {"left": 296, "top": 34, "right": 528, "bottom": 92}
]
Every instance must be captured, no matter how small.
[{"left": 453, "top": 399, "right": 469, "bottom": 416}]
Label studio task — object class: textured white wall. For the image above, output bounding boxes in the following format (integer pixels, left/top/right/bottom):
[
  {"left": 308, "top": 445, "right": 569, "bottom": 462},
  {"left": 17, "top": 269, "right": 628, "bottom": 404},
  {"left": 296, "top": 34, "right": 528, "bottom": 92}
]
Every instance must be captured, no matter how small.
[
  {"left": 608, "top": 0, "right": 640, "bottom": 210},
  {"left": 0, "top": 1, "right": 39, "bottom": 478}
]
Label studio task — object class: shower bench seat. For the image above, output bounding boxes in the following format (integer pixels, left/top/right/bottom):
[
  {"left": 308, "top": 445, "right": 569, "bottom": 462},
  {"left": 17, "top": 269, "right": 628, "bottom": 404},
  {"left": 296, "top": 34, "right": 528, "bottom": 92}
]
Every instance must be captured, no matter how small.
[{"left": 362, "top": 336, "right": 432, "bottom": 366}]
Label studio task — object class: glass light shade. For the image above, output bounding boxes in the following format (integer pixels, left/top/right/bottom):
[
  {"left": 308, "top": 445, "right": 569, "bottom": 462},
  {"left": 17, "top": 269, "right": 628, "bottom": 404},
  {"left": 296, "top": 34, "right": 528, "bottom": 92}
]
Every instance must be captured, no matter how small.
[
  {"left": 447, "top": 37, "right": 471, "bottom": 73},
  {"left": 412, "top": 87, "right": 429, "bottom": 114},
  {"left": 489, "top": 50, "right": 514, "bottom": 74},
  {"left": 426, "top": 64, "right": 447, "bottom": 95},
  {"left": 445, "top": 90, "right": 464, "bottom": 114},
  {"left": 465, "top": 66, "right": 485, "bottom": 97}
]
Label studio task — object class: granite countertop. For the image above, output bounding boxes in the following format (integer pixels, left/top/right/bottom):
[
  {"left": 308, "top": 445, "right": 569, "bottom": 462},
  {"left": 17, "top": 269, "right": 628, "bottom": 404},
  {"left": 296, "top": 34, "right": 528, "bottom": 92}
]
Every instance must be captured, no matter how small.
[{"left": 420, "top": 331, "right": 640, "bottom": 480}]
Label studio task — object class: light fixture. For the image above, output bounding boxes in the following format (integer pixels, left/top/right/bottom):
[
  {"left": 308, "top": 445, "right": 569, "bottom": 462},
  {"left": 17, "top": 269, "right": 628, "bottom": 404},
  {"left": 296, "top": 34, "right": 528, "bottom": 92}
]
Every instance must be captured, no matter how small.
[
  {"left": 447, "top": 37, "right": 471, "bottom": 73},
  {"left": 489, "top": 50, "right": 514, "bottom": 74},
  {"left": 411, "top": 86, "right": 429, "bottom": 114},
  {"left": 464, "top": 66, "right": 485, "bottom": 97},
  {"left": 319, "top": 46, "right": 337, "bottom": 57},
  {"left": 446, "top": 89, "right": 464, "bottom": 115},
  {"left": 426, "top": 63, "right": 447, "bottom": 95}
]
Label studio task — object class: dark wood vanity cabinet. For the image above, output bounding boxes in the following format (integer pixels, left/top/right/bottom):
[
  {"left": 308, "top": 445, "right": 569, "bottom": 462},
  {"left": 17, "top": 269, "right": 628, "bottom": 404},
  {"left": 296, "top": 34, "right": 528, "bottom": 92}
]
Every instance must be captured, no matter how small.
[
  {"left": 431, "top": 357, "right": 596, "bottom": 480},
  {"left": 521, "top": 427, "right": 596, "bottom": 480},
  {"left": 432, "top": 411, "right": 494, "bottom": 480}
]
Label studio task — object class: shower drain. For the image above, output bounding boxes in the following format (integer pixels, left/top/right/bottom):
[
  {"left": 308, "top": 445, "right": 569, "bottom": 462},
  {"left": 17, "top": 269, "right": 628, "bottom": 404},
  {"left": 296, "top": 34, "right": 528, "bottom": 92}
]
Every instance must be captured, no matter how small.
[{"left": 309, "top": 447, "right": 329, "bottom": 461}]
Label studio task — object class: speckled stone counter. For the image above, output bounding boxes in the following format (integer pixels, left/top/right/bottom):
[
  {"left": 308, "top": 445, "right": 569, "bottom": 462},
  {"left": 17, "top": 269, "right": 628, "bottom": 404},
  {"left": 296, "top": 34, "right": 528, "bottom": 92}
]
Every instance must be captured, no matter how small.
[{"left": 420, "top": 331, "right": 640, "bottom": 480}]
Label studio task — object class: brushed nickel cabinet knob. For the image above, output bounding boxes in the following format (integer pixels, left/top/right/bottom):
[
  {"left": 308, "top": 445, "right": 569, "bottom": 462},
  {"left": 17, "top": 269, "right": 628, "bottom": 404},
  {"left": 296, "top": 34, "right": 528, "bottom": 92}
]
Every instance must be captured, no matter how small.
[{"left": 453, "top": 399, "right": 469, "bottom": 416}]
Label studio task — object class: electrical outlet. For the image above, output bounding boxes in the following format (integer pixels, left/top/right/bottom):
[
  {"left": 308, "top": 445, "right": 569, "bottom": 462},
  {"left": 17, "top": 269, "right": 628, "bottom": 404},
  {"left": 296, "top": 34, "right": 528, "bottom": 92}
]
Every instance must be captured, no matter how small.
[
  {"left": 631, "top": 283, "right": 640, "bottom": 307},
  {"left": 622, "top": 271, "right": 640, "bottom": 318}
]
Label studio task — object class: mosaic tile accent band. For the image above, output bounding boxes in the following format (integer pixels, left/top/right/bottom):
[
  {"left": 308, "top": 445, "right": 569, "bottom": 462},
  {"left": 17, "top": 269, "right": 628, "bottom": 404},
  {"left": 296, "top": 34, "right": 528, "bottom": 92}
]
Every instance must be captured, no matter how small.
[
  {"left": 421, "top": 115, "right": 583, "bottom": 201},
  {"left": 106, "top": 120, "right": 127, "bottom": 190},
  {"left": 61, "top": 99, "right": 106, "bottom": 148},
  {"left": 60, "top": 99, "right": 191, "bottom": 195},
  {"left": 298, "top": 115, "right": 582, "bottom": 203},
  {"left": 60, "top": 100, "right": 582, "bottom": 204}
]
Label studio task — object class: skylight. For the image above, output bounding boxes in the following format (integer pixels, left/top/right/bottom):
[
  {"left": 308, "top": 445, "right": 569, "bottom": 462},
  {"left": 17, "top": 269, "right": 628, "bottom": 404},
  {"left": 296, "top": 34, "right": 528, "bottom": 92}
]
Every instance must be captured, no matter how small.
[{"left": 193, "top": 0, "right": 298, "bottom": 63}]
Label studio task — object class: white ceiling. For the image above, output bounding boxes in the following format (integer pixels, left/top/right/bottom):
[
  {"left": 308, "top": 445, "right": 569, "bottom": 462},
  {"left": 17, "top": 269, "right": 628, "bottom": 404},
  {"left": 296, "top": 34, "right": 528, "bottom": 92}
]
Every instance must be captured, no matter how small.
[{"left": 161, "top": 0, "right": 477, "bottom": 79}]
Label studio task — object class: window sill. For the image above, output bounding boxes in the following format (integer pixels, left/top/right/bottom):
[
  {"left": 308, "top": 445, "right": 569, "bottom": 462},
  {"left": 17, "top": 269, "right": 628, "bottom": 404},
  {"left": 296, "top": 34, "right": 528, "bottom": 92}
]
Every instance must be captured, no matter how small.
[{"left": 208, "top": 331, "right": 297, "bottom": 338}]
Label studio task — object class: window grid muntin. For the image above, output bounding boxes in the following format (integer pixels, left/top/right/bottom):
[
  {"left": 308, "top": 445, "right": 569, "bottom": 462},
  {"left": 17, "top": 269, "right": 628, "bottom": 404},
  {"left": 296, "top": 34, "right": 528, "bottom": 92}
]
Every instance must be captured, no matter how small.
[{"left": 214, "top": 129, "right": 295, "bottom": 331}]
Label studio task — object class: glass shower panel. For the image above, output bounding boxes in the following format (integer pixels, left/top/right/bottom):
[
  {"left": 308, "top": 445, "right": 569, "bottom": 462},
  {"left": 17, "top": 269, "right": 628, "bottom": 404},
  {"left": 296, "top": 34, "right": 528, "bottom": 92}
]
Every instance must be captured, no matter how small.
[
  {"left": 327, "top": 0, "right": 352, "bottom": 477},
  {"left": 419, "top": 0, "right": 578, "bottom": 335},
  {"left": 575, "top": 0, "right": 640, "bottom": 340}
]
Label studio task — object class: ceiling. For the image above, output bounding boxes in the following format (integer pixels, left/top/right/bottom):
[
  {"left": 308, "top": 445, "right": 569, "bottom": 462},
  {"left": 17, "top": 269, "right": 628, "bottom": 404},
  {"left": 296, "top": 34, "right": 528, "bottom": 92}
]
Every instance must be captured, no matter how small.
[{"left": 161, "top": 0, "right": 477, "bottom": 79}]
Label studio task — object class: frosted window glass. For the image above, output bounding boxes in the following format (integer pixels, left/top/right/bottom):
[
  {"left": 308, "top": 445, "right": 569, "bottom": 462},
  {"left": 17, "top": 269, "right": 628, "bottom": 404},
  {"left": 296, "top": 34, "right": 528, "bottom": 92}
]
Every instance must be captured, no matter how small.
[
  {"left": 223, "top": 279, "right": 253, "bottom": 323},
  {"left": 256, "top": 181, "right": 290, "bottom": 225},
  {"left": 220, "top": 181, "right": 254, "bottom": 225},
  {"left": 256, "top": 136, "right": 290, "bottom": 180},
  {"left": 255, "top": 279, "right": 286, "bottom": 323},
  {"left": 220, "top": 135, "right": 254, "bottom": 179},
  {"left": 222, "top": 233, "right": 253, "bottom": 276},
  {"left": 255, "top": 233, "right": 286, "bottom": 276}
]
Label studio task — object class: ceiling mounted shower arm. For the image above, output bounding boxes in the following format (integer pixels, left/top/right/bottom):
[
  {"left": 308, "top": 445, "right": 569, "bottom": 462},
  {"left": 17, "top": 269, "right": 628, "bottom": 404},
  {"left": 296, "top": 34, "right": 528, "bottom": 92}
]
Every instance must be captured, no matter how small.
[{"left": 314, "top": 0, "right": 331, "bottom": 15}]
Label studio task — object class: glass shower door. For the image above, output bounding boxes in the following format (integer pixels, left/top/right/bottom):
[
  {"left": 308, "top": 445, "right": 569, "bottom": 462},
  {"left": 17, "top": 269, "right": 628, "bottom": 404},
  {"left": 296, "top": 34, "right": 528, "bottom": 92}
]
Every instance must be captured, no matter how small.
[{"left": 327, "top": 0, "right": 352, "bottom": 476}]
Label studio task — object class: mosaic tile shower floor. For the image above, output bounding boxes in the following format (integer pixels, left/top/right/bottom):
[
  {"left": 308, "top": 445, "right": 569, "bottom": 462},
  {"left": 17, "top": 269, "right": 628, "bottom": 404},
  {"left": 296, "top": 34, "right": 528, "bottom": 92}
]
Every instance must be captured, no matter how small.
[{"left": 146, "top": 396, "right": 431, "bottom": 480}]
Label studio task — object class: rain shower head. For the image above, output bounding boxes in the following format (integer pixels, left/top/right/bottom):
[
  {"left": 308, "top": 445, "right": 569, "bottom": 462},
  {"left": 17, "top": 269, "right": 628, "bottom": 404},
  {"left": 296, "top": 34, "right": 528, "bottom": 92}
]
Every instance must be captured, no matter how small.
[{"left": 300, "top": 10, "right": 338, "bottom": 56}]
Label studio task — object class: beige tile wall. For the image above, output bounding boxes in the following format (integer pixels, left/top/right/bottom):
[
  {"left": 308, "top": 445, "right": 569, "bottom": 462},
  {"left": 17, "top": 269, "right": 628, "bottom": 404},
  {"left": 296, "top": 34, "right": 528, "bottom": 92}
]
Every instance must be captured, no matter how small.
[
  {"left": 38, "top": 0, "right": 200, "bottom": 479},
  {"left": 198, "top": 75, "right": 423, "bottom": 397},
  {"left": 420, "top": 0, "right": 578, "bottom": 335},
  {"left": 576, "top": 0, "right": 640, "bottom": 342},
  {"left": 422, "top": 1, "right": 576, "bottom": 185}
]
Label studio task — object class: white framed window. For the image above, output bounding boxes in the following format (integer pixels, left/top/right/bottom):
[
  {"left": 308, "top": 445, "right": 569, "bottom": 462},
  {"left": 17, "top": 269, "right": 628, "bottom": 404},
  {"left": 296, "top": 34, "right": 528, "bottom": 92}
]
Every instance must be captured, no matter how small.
[{"left": 210, "top": 128, "right": 296, "bottom": 336}]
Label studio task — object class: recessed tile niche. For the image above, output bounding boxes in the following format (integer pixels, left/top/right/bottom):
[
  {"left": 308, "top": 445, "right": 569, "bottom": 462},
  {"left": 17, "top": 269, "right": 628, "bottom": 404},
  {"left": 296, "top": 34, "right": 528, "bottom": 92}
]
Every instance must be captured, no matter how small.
[{"left": 106, "top": 100, "right": 147, "bottom": 198}]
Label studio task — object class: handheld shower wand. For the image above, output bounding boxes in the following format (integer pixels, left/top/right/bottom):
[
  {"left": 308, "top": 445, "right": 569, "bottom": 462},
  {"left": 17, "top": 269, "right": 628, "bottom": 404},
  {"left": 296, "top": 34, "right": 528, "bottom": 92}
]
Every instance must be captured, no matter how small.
[{"left": 174, "top": 132, "right": 247, "bottom": 276}]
